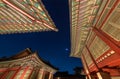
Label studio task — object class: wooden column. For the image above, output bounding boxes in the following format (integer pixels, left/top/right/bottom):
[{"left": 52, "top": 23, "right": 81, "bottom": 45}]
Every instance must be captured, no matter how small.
[
  {"left": 28, "top": 67, "right": 40, "bottom": 79},
  {"left": 97, "top": 71, "right": 111, "bottom": 79},
  {"left": 10, "top": 67, "right": 22, "bottom": 79},
  {"left": 42, "top": 70, "right": 46, "bottom": 79},
  {"left": 19, "top": 66, "right": 29, "bottom": 79},
  {"left": 57, "top": 77, "right": 60, "bottom": 79},
  {"left": 37, "top": 69, "right": 44, "bottom": 79},
  {"left": 86, "top": 46, "right": 99, "bottom": 71},
  {"left": 28, "top": 67, "right": 34, "bottom": 79},
  {"left": 81, "top": 54, "right": 94, "bottom": 79},
  {"left": 44, "top": 71, "right": 49, "bottom": 79},
  {"left": 48, "top": 72, "right": 53, "bottom": 79}
]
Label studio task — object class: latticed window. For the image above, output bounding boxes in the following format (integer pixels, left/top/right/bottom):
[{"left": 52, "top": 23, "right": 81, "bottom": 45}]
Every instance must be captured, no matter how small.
[
  {"left": 89, "top": 36, "right": 110, "bottom": 59},
  {"left": 82, "top": 48, "right": 93, "bottom": 66},
  {"left": 96, "top": 8, "right": 109, "bottom": 28},
  {"left": 93, "top": 0, "right": 107, "bottom": 26},
  {"left": 102, "top": 6, "right": 120, "bottom": 41},
  {"left": 86, "top": 31, "right": 96, "bottom": 46},
  {"left": 96, "top": 0, "right": 116, "bottom": 29},
  {"left": 108, "top": 0, "right": 116, "bottom": 8}
]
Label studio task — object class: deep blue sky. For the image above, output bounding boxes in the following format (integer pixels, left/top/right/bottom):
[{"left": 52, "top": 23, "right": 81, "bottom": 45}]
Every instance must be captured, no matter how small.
[{"left": 0, "top": 0, "right": 82, "bottom": 74}]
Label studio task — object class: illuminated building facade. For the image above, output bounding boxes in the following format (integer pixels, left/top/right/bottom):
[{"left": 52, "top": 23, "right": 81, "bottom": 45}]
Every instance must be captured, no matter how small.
[
  {"left": 0, "top": 0, "right": 58, "bottom": 34},
  {"left": 69, "top": 0, "right": 120, "bottom": 79},
  {"left": 0, "top": 48, "right": 57, "bottom": 79}
]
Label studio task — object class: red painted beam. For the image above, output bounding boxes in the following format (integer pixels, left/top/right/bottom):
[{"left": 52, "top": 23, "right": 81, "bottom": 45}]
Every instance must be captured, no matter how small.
[
  {"left": 90, "top": 52, "right": 120, "bottom": 70},
  {"left": 9, "top": 67, "right": 20, "bottom": 71},
  {"left": 95, "top": 49, "right": 111, "bottom": 62},
  {"left": 93, "top": 28, "right": 120, "bottom": 55},
  {"left": 0, "top": 68, "right": 7, "bottom": 72},
  {"left": 89, "top": 52, "right": 120, "bottom": 73},
  {"left": 89, "top": 66, "right": 97, "bottom": 72}
]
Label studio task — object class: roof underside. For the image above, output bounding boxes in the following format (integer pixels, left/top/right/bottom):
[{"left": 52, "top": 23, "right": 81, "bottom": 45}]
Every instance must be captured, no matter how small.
[
  {"left": 70, "top": 0, "right": 102, "bottom": 57},
  {"left": 0, "top": 0, "right": 58, "bottom": 34}
]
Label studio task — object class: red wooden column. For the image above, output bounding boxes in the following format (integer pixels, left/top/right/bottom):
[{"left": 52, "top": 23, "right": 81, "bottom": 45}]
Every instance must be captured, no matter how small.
[
  {"left": 37, "top": 69, "right": 42, "bottom": 79},
  {"left": 37, "top": 69, "right": 45, "bottom": 79},
  {"left": 34, "top": 67, "right": 41, "bottom": 79},
  {"left": 43, "top": 71, "right": 50, "bottom": 79},
  {"left": 27, "top": 67, "right": 34, "bottom": 79},
  {"left": 86, "top": 46, "right": 99, "bottom": 71},
  {"left": 41, "top": 70, "right": 45, "bottom": 79},
  {"left": 19, "top": 66, "right": 29, "bottom": 79},
  {"left": 48, "top": 72, "right": 53, "bottom": 79},
  {"left": 10, "top": 67, "right": 22, "bottom": 79},
  {"left": 81, "top": 54, "right": 92, "bottom": 79}
]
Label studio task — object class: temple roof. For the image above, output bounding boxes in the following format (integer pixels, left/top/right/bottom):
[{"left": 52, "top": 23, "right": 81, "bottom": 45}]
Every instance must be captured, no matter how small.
[
  {"left": 10, "top": 48, "right": 32, "bottom": 59},
  {"left": 0, "top": 0, "right": 58, "bottom": 34},
  {"left": 69, "top": 0, "right": 103, "bottom": 57},
  {"left": 0, "top": 48, "right": 58, "bottom": 70}
]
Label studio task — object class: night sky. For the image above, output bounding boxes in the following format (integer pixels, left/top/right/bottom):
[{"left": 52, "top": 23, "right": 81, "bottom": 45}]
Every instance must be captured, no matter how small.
[{"left": 0, "top": 0, "right": 82, "bottom": 74}]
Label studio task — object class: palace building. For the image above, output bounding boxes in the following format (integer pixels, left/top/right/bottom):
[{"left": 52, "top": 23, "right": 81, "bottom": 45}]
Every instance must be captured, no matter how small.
[
  {"left": 0, "top": 0, "right": 58, "bottom": 34},
  {"left": 69, "top": 0, "right": 120, "bottom": 79},
  {"left": 0, "top": 48, "right": 58, "bottom": 79}
]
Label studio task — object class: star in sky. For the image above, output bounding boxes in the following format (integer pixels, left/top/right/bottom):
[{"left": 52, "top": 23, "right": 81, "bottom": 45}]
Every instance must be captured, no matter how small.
[{"left": 65, "top": 48, "right": 69, "bottom": 51}]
